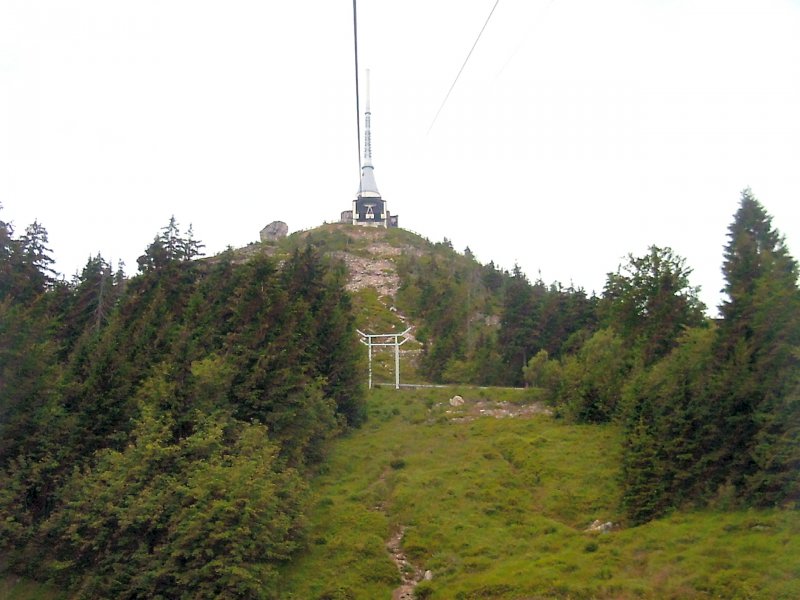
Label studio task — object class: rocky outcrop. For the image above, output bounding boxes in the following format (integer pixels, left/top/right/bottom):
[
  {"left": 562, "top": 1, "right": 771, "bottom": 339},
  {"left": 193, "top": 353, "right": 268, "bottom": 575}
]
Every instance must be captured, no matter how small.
[
  {"left": 260, "top": 221, "right": 288, "bottom": 243},
  {"left": 332, "top": 251, "right": 400, "bottom": 297}
]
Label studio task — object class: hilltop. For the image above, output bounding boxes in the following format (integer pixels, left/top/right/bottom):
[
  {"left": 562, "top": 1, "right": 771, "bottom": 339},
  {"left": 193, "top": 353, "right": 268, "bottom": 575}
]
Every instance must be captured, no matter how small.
[{"left": 235, "top": 223, "right": 457, "bottom": 317}]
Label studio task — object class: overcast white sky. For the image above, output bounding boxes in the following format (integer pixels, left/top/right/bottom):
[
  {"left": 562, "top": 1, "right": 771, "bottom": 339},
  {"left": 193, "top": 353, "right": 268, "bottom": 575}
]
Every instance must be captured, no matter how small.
[{"left": 2, "top": 0, "right": 799, "bottom": 314}]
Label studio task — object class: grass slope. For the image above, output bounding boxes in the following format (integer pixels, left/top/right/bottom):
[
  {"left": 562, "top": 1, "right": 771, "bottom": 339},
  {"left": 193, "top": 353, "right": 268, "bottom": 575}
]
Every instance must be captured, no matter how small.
[{"left": 278, "top": 387, "right": 800, "bottom": 599}]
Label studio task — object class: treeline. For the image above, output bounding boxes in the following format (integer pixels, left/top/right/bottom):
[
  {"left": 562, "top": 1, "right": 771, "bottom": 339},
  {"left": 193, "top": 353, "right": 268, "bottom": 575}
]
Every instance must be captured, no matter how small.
[
  {"left": 525, "top": 190, "right": 798, "bottom": 521},
  {"left": 0, "top": 212, "right": 364, "bottom": 598},
  {"left": 394, "top": 190, "right": 798, "bottom": 522}
]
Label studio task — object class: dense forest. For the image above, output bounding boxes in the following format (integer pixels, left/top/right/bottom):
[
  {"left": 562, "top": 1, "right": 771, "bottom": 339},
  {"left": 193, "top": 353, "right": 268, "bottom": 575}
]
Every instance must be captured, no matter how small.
[
  {"left": 0, "top": 212, "right": 364, "bottom": 598},
  {"left": 1, "top": 188, "right": 798, "bottom": 597},
  {"left": 394, "top": 243, "right": 597, "bottom": 386}
]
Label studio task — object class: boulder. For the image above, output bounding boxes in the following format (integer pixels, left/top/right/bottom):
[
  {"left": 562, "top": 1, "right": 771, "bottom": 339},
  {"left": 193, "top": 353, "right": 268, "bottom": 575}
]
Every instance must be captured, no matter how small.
[
  {"left": 260, "top": 221, "right": 288, "bottom": 243},
  {"left": 449, "top": 395, "right": 464, "bottom": 407},
  {"left": 586, "top": 519, "right": 614, "bottom": 533}
]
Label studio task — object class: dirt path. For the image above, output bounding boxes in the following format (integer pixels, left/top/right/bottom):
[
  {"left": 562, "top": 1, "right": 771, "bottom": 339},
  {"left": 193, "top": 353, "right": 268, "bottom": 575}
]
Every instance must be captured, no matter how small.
[{"left": 387, "top": 526, "right": 423, "bottom": 600}]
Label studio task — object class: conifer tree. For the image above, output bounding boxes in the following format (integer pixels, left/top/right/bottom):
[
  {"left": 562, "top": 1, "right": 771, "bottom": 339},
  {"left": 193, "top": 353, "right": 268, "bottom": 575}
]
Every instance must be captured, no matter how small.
[
  {"left": 715, "top": 189, "right": 800, "bottom": 503},
  {"left": 0, "top": 205, "right": 14, "bottom": 299},
  {"left": 181, "top": 223, "right": 206, "bottom": 260},
  {"left": 498, "top": 265, "right": 537, "bottom": 385},
  {"left": 619, "top": 326, "right": 718, "bottom": 520},
  {"left": 621, "top": 411, "right": 667, "bottom": 525},
  {"left": 0, "top": 217, "right": 57, "bottom": 302}
]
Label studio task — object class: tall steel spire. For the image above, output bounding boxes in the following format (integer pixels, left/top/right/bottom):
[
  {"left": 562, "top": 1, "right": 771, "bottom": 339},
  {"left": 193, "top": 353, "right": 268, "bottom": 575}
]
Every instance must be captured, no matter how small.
[
  {"left": 358, "top": 69, "right": 380, "bottom": 197},
  {"left": 364, "top": 69, "right": 372, "bottom": 166}
]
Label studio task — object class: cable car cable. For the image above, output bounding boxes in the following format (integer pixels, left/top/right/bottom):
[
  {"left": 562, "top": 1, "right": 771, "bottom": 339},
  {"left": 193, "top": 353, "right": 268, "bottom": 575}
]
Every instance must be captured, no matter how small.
[{"left": 427, "top": 0, "right": 501, "bottom": 135}]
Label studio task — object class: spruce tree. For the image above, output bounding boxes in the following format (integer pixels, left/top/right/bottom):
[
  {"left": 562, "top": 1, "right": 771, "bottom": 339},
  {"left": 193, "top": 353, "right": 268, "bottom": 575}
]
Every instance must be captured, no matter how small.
[
  {"left": 498, "top": 265, "right": 537, "bottom": 385},
  {"left": 0, "top": 205, "right": 14, "bottom": 299},
  {"left": 715, "top": 189, "right": 800, "bottom": 504}
]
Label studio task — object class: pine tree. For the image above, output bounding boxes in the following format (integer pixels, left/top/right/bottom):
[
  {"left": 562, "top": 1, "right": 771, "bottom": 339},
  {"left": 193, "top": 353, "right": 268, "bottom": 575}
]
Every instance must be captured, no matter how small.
[
  {"left": 137, "top": 217, "right": 204, "bottom": 272},
  {"left": 0, "top": 217, "right": 57, "bottom": 303},
  {"left": 715, "top": 189, "right": 800, "bottom": 504},
  {"left": 619, "top": 326, "right": 719, "bottom": 520},
  {"left": 181, "top": 223, "right": 206, "bottom": 260},
  {"left": 0, "top": 205, "right": 15, "bottom": 299},
  {"left": 68, "top": 254, "right": 116, "bottom": 338},
  {"left": 621, "top": 412, "right": 667, "bottom": 525},
  {"left": 498, "top": 265, "right": 537, "bottom": 385}
]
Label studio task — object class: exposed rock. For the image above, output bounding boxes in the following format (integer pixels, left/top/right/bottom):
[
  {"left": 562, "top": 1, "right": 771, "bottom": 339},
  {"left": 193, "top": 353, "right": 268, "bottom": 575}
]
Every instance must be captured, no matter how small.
[
  {"left": 424, "top": 570, "right": 433, "bottom": 581},
  {"left": 331, "top": 251, "right": 400, "bottom": 297},
  {"left": 484, "top": 314, "right": 501, "bottom": 327},
  {"left": 259, "top": 221, "right": 288, "bottom": 243},
  {"left": 388, "top": 527, "right": 425, "bottom": 600},
  {"left": 586, "top": 519, "right": 614, "bottom": 533},
  {"left": 449, "top": 395, "right": 465, "bottom": 406},
  {"left": 447, "top": 400, "right": 553, "bottom": 422}
]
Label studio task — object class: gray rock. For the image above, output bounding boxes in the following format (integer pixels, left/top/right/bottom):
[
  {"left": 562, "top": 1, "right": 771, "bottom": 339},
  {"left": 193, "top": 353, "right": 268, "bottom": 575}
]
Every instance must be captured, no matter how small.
[
  {"left": 260, "top": 221, "right": 288, "bottom": 243},
  {"left": 424, "top": 570, "right": 433, "bottom": 581},
  {"left": 586, "top": 519, "right": 613, "bottom": 533},
  {"left": 449, "top": 395, "right": 464, "bottom": 407}
]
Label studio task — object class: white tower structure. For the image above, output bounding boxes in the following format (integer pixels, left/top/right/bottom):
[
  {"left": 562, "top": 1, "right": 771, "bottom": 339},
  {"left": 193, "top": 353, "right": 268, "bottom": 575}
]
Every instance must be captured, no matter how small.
[{"left": 351, "top": 70, "right": 397, "bottom": 227}]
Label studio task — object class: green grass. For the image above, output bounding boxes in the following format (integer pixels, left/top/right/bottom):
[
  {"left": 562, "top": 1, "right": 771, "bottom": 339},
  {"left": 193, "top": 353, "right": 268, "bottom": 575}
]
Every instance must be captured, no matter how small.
[
  {"left": 279, "top": 224, "right": 367, "bottom": 254},
  {"left": 350, "top": 287, "right": 425, "bottom": 385},
  {"left": 351, "top": 288, "right": 407, "bottom": 334},
  {"left": 278, "top": 387, "right": 800, "bottom": 599},
  {"left": 7, "top": 386, "right": 798, "bottom": 599}
]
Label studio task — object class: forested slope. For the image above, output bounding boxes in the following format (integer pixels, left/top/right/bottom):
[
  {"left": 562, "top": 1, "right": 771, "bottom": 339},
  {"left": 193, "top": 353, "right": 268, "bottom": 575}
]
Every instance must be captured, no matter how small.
[
  {"left": 0, "top": 214, "right": 363, "bottom": 598},
  {"left": 274, "top": 224, "right": 598, "bottom": 387}
]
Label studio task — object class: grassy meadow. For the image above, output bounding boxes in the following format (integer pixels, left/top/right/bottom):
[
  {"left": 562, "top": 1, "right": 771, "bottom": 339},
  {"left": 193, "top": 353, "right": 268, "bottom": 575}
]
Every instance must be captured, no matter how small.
[
  {"left": 278, "top": 387, "right": 799, "bottom": 599},
  {"left": 2, "top": 387, "right": 797, "bottom": 599}
]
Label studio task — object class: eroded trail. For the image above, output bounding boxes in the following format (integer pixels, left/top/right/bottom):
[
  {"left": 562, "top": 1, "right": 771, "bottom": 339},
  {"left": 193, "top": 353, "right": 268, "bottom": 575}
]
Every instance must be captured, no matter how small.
[{"left": 387, "top": 526, "right": 423, "bottom": 600}]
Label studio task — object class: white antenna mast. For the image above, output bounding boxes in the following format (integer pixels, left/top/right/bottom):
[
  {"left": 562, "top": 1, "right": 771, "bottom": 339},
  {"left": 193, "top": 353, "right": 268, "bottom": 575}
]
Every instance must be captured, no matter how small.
[{"left": 364, "top": 69, "right": 372, "bottom": 166}]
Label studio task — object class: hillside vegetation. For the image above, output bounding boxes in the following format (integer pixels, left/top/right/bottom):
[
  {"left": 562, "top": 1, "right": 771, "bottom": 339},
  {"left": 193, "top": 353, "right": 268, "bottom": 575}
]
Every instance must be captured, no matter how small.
[
  {"left": 278, "top": 387, "right": 799, "bottom": 599},
  {"left": 3, "top": 388, "right": 799, "bottom": 598},
  {"left": 269, "top": 223, "right": 596, "bottom": 387},
  {"left": 273, "top": 192, "right": 800, "bottom": 525},
  {"left": 1, "top": 216, "right": 364, "bottom": 598},
  {"left": 1, "top": 188, "right": 798, "bottom": 598}
]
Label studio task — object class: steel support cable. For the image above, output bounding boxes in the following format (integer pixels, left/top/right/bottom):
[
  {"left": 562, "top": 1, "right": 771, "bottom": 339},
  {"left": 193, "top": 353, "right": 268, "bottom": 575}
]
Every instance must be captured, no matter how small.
[
  {"left": 495, "top": 0, "right": 556, "bottom": 79},
  {"left": 353, "top": 0, "right": 363, "bottom": 183},
  {"left": 427, "top": 0, "right": 501, "bottom": 135}
]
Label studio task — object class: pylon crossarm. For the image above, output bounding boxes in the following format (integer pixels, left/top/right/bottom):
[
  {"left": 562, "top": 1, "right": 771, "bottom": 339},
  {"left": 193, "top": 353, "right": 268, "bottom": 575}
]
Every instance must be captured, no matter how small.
[{"left": 356, "top": 327, "right": 413, "bottom": 390}]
